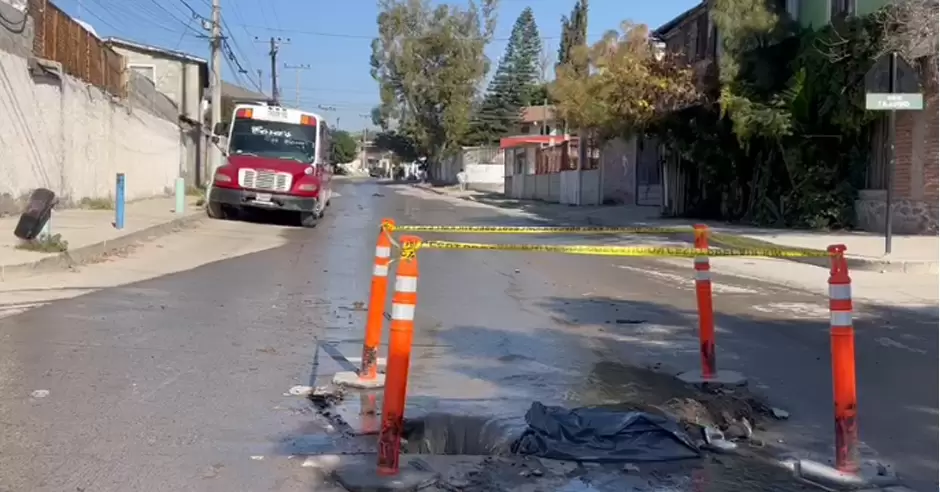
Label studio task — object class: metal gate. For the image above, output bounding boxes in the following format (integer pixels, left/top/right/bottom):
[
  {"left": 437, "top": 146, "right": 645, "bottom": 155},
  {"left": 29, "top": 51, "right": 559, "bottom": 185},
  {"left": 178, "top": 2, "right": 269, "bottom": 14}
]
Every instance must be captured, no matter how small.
[{"left": 635, "top": 135, "right": 663, "bottom": 207}]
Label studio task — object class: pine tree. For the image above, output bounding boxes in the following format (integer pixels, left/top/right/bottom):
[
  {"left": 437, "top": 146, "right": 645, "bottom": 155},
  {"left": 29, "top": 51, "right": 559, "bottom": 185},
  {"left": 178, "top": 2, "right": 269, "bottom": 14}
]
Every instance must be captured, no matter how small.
[
  {"left": 468, "top": 8, "right": 543, "bottom": 144},
  {"left": 512, "top": 8, "right": 543, "bottom": 107},
  {"left": 556, "top": 0, "right": 589, "bottom": 75}
]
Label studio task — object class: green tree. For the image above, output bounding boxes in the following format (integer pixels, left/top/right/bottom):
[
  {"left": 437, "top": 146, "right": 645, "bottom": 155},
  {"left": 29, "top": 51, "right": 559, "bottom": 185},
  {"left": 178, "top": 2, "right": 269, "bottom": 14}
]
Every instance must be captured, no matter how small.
[
  {"left": 659, "top": 0, "right": 901, "bottom": 228},
  {"left": 467, "top": 7, "right": 543, "bottom": 144},
  {"left": 370, "top": 0, "right": 497, "bottom": 168},
  {"left": 551, "top": 22, "right": 700, "bottom": 140},
  {"left": 373, "top": 131, "right": 420, "bottom": 163},
  {"left": 330, "top": 129, "right": 359, "bottom": 164}
]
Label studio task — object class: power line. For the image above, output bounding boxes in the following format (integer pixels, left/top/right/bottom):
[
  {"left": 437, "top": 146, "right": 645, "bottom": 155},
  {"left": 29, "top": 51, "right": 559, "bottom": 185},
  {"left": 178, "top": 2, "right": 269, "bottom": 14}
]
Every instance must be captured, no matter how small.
[
  {"left": 89, "top": 0, "right": 201, "bottom": 35},
  {"left": 233, "top": 23, "right": 569, "bottom": 41}
]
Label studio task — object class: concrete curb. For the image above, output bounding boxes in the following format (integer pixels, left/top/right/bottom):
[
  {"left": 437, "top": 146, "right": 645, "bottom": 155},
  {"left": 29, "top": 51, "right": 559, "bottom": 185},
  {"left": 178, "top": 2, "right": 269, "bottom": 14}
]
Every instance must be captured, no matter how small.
[
  {"left": 843, "top": 256, "right": 938, "bottom": 274},
  {"left": 780, "top": 458, "right": 903, "bottom": 491},
  {"left": 0, "top": 211, "right": 207, "bottom": 281}
]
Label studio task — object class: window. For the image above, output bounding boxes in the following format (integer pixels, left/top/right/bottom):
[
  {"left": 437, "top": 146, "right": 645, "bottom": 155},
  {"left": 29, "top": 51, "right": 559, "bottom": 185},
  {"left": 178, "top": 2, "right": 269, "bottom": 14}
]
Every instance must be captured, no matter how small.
[
  {"left": 128, "top": 64, "right": 156, "bottom": 83},
  {"left": 785, "top": 0, "right": 800, "bottom": 20},
  {"left": 830, "top": 0, "right": 855, "bottom": 20},
  {"left": 696, "top": 14, "right": 709, "bottom": 60}
]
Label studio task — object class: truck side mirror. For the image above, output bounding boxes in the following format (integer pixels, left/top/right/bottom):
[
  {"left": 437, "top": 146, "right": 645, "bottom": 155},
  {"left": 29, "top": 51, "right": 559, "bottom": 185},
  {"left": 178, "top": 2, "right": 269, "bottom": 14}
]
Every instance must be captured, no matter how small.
[{"left": 213, "top": 122, "right": 228, "bottom": 136}]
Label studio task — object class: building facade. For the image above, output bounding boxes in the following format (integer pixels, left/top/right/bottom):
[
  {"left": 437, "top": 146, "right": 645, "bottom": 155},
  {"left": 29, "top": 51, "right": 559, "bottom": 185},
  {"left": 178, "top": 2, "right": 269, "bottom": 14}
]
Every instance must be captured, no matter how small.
[
  {"left": 653, "top": 0, "right": 937, "bottom": 232},
  {"left": 104, "top": 37, "right": 209, "bottom": 187}
]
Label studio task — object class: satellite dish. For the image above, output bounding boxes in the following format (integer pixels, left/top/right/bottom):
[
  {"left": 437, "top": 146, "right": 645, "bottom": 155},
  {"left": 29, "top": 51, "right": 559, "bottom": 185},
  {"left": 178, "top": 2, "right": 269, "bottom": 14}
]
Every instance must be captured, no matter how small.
[{"left": 74, "top": 19, "right": 100, "bottom": 39}]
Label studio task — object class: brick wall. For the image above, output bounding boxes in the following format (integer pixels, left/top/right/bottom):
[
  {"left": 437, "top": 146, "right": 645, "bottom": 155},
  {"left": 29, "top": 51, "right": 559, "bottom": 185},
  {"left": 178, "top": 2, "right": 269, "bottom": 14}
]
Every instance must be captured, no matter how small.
[
  {"left": 893, "top": 91, "right": 939, "bottom": 200},
  {"left": 921, "top": 93, "right": 938, "bottom": 199}
]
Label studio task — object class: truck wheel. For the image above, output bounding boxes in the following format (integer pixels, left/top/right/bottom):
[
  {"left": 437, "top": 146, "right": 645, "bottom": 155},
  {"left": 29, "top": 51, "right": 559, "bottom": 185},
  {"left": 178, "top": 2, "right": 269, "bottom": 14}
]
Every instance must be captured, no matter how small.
[
  {"left": 207, "top": 202, "right": 230, "bottom": 220},
  {"left": 299, "top": 212, "right": 318, "bottom": 228}
]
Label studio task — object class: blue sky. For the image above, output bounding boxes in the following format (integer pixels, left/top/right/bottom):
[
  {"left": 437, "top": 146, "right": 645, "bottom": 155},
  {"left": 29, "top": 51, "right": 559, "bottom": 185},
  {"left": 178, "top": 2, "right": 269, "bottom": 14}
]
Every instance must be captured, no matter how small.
[{"left": 55, "top": 0, "right": 699, "bottom": 131}]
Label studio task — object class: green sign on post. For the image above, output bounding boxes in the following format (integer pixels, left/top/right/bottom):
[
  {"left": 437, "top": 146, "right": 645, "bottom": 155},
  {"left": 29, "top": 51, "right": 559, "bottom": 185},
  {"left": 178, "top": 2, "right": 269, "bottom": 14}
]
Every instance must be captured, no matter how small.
[
  {"left": 863, "top": 52, "right": 924, "bottom": 256},
  {"left": 865, "top": 93, "right": 924, "bottom": 110}
]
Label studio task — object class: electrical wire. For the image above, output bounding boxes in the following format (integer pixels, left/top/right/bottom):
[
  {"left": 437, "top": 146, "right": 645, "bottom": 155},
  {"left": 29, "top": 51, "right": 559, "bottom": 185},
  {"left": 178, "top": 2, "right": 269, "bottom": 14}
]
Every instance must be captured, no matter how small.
[{"left": 235, "top": 23, "right": 572, "bottom": 42}]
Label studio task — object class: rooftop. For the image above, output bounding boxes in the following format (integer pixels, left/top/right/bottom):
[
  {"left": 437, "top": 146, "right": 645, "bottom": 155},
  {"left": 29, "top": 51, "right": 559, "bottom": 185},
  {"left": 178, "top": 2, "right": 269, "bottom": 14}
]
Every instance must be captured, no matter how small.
[
  {"left": 653, "top": 1, "right": 707, "bottom": 39},
  {"left": 521, "top": 105, "right": 556, "bottom": 123},
  {"left": 104, "top": 37, "right": 207, "bottom": 66}
]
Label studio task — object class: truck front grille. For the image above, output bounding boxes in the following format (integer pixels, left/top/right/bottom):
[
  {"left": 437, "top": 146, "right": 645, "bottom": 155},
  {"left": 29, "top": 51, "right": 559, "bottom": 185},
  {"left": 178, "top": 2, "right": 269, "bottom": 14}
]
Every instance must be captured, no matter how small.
[{"left": 238, "top": 169, "right": 292, "bottom": 192}]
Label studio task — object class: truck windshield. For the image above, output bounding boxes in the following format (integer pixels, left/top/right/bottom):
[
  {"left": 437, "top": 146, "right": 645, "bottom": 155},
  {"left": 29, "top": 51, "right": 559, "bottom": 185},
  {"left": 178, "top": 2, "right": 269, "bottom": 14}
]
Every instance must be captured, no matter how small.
[{"left": 229, "top": 119, "right": 317, "bottom": 163}]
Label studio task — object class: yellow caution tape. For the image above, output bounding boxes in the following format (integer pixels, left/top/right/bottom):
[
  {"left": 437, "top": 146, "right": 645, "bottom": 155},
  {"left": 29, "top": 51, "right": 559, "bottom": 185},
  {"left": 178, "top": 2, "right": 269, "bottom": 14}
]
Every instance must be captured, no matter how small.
[
  {"left": 417, "top": 240, "right": 831, "bottom": 258},
  {"left": 386, "top": 224, "right": 692, "bottom": 235}
]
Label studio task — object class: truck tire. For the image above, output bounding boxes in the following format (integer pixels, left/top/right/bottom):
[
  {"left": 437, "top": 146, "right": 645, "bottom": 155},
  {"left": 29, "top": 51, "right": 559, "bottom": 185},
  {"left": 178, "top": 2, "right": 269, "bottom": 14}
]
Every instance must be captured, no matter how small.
[
  {"left": 14, "top": 188, "right": 56, "bottom": 240},
  {"left": 207, "top": 201, "right": 230, "bottom": 220},
  {"left": 299, "top": 212, "right": 318, "bottom": 228}
]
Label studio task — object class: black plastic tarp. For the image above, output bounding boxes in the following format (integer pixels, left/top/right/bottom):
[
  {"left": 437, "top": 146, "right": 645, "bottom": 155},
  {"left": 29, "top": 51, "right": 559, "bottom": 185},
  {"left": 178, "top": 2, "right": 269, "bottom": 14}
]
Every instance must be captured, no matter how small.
[
  {"left": 511, "top": 402, "right": 701, "bottom": 462},
  {"left": 402, "top": 402, "right": 701, "bottom": 463}
]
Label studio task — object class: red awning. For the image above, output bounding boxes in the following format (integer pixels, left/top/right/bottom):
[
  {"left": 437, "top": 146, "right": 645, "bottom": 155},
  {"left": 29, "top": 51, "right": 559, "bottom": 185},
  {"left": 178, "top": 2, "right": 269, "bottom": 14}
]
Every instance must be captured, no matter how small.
[{"left": 499, "top": 134, "right": 572, "bottom": 150}]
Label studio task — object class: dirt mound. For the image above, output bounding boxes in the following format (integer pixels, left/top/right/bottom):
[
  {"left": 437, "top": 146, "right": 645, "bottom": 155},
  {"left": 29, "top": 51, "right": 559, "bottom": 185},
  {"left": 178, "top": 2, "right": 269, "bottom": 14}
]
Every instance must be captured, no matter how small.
[{"left": 584, "top": 361, "right": 781, "bottom": 441}]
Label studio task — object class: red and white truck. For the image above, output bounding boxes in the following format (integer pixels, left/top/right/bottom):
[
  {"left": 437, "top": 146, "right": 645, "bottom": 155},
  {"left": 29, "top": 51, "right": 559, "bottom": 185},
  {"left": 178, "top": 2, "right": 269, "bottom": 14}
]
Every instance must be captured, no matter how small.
[{"left": 207, "top": 103, "right": 333, "bottom": 227}]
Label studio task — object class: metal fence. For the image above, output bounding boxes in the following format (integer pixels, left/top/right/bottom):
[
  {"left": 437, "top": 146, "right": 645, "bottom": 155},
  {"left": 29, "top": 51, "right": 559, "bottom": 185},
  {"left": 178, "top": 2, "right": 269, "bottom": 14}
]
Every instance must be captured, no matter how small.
[{"left": 27, "top": 0, "right": 126, "bottom": 98}]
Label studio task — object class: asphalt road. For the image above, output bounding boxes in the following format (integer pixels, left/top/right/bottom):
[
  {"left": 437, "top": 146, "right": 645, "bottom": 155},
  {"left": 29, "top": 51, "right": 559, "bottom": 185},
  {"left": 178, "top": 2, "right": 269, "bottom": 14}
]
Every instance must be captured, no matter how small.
[{"left": 0, "top": 179, "right": 935, "bottom": 491}]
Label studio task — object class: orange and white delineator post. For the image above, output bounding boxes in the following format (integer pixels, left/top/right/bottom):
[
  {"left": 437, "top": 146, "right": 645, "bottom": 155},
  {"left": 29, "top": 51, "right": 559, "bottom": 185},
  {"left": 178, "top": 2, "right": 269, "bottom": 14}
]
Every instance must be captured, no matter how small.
[
  {"left": 332, "top": 218, "right": 396, "bottom": 389},
  {"left": 827, "top": 244, "right": 859, "bottom": 473},
  {"left": 678, "top": 225, "right": 745, "bottom": 386},
  {"left": 693, "top": 224, "right": 717, "bottom": 379},
  {"left": 376, "top": 236, "right": 420, "bottom": 476}
]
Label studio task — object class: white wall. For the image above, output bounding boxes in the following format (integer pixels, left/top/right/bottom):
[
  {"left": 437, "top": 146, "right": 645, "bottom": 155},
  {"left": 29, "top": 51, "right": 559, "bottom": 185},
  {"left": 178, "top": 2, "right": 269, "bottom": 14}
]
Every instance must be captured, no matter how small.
[
  {"left": 0, "top": 49, "right": 181, "bottom": 210},
  {"left": 464, "top": 163, "right": 503, "bottom": 191},
  {"left": 438, "top": 146, "right": 504, "bottom": 192}
]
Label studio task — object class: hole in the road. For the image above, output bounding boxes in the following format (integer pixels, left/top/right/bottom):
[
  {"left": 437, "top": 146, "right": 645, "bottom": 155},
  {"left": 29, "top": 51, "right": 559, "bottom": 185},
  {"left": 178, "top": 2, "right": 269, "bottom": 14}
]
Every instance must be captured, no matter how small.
[{"left": 401, "top": 413, "right": 524, "bottom": 456}]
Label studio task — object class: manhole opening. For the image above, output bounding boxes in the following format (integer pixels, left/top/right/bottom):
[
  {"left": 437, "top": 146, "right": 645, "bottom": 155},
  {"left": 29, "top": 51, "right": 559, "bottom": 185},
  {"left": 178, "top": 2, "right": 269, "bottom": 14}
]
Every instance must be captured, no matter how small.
[{"left": 401, "top": 413, "right": 522, "bottom": 456}]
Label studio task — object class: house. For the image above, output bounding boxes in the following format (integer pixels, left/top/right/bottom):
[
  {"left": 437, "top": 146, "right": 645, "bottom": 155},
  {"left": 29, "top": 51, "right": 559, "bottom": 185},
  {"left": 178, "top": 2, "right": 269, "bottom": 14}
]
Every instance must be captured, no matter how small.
[
  {"left": 501, "top": 105, "right": 595, "bottom": 203},
  {"left": 791, "top": 0, "right": 938, "bottom": 234},
  {"left": 104, "top": 37, "right": 209, "bottom": 187},
  {"left": 615, "top": 1, "right": 718, "bottom": 212},
  {"left": 648, "top": 0, "right": 936, "bottom": 233},
  {"left": 219, "top": 81, "right": 269, "bottom": 119}
]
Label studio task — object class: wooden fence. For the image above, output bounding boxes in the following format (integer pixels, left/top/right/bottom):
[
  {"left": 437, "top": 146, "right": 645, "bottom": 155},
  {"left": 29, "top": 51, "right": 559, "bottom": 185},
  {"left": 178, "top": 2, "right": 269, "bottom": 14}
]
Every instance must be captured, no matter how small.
[{"left": 27, "top": 0, "right": 126, "bottom": 97}]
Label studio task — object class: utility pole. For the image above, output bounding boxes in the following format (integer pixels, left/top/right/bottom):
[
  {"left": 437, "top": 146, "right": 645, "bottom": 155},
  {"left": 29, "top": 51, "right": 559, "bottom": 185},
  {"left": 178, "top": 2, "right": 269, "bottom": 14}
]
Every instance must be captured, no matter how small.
[
  {"left": 284, "top": 63, "right": 311, "bottom": 107},
  {"left": 257, "top": 69, "right": 263, "bottom": 95},
  {"left": 358, "top": 114, "right": 370, "bottom": 173},
  {"left": 255, "top": 36, "right": 290, "bottom": 104},
  {"left": 207, "top": 0, "right": 223, "bottom": 185}
]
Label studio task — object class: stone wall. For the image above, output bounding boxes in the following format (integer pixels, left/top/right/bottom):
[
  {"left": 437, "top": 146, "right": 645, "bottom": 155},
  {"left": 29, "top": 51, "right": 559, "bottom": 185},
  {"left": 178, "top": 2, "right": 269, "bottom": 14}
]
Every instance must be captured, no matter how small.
[{"left": 856, "top": 192, "right": 938, "bottom": 235}]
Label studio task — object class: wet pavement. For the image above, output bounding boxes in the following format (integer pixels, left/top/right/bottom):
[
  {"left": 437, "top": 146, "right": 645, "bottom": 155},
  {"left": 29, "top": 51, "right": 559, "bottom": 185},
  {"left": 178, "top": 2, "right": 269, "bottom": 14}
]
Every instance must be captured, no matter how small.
[{"left": 0, "top": 179, "right": 935, "bottom": 491}]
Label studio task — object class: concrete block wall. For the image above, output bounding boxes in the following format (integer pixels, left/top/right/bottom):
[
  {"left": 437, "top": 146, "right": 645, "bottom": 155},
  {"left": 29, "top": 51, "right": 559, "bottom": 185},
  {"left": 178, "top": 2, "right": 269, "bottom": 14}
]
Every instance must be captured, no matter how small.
[{"left": 0, "top": 3, "right": 181, "bottom": 214}]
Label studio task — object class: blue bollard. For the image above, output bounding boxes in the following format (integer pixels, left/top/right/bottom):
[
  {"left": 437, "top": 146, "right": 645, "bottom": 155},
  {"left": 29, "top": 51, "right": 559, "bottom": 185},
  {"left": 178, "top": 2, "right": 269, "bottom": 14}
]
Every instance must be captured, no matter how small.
[
  {"left": 115, "top": 173, "right": 125, "bottom": 229},
  {"left": 175, "top": 177, "right": 186, "bottom": 215}
]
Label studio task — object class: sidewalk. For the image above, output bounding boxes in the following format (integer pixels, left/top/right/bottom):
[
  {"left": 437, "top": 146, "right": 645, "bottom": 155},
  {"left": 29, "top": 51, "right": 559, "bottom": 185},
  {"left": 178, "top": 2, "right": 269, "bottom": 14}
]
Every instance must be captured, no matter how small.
[
  {"left": 417, "top": 184, "right": 938, "bottom": 271},
  {"left": 411, "top": 184, "right": 939, "bottom": 306},
  {"left": 0, "top": 197, "right": 205, "bottom": 280}
]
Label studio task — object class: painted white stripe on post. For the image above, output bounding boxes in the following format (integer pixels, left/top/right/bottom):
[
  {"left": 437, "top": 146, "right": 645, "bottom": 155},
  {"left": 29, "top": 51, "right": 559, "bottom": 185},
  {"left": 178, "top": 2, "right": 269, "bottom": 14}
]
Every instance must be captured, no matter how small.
[
  {"left": 695, "top": 271, "right": 711, "bottom": 282},
  {"left": 375, "top": 246, "right": 391, "bottom": 258},
  {"left": 391, "top": 303, "right": 415, "bottom": 321},
  {"left": 373, "top": 264, "right": 389, "bottom": 276},
  {"left": 829, "top": 284, "right": 852, "bottom": 300},
  {"left": 830, "top": 311, "right": 853, "bottom": 327},
  {"left": 694, "top": 256, "right": 709, "bottom": 265},
  {"left": 395, "top": 275, "right": 418, "bottom": 293}
]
